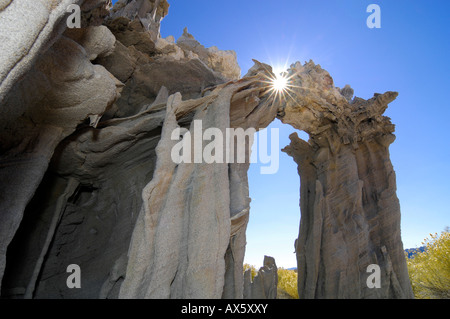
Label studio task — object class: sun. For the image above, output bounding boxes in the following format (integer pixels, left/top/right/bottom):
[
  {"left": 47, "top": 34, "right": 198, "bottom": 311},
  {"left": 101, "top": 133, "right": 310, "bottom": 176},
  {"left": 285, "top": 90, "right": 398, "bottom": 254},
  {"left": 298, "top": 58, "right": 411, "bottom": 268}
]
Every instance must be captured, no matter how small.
[
  {"left": 267, "top": 67, "right": 292, "bottom": 99},
  {"left": 259, "top": 64, "right": 298, "bottom": 105},
  {"left": 272, "top": 72, "right": 288, "bottom": 93}
]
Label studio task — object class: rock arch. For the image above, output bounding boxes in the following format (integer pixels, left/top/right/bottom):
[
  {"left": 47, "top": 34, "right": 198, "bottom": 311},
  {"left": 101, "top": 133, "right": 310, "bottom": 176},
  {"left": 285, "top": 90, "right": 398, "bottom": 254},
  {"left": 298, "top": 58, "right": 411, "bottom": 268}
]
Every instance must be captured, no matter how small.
[
  {"left": 115, "top": 59, "right": 413, "bottom": 299},
  {"left": 0, "top": 0, "right": 413, "bottom": 299}
]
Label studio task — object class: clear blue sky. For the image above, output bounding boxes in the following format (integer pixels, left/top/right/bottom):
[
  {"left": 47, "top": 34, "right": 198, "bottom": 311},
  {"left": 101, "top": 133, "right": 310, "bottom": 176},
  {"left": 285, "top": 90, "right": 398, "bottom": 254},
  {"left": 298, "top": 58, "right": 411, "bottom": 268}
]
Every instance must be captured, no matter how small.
[{"left": 112, "top": 0, "right": 450, "bottom": 268}]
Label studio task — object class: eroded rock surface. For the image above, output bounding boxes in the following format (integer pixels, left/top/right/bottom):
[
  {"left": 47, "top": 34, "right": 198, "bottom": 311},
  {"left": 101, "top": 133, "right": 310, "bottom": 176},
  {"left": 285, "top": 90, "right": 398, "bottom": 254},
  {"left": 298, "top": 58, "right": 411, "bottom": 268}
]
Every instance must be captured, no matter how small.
[
  {"left": 0, "top": 0, "right": 120, "bottom": 291},
  {"left": 0, "top": 0, "right": 412, "bottom": 299},
  {"left": 243, "top": 256, "right": 278, "bottom": 299},
  {"left": 282, "top": 61, "right": 413, "bottom": 298},
  {"left": 177, "top": 27, "right": 241, "bottom": 81}
]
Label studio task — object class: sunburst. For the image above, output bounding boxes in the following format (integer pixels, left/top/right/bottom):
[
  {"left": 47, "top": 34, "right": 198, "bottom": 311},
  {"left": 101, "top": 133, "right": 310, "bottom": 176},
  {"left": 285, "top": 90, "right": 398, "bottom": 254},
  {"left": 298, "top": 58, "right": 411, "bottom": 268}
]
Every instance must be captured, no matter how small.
[
  {"left": 272, "top": 72, "right": 289, "bottom": 94},
  {"left": 259, "top": 65, "right": 299, "bottom": 106}
]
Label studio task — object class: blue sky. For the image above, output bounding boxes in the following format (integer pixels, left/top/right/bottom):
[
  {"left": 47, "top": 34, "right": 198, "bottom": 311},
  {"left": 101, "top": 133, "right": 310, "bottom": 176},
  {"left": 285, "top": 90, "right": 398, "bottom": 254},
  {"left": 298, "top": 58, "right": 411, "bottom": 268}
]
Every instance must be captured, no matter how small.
[{"left": 112, "top": 0, "right": 449, "bottom": 268}]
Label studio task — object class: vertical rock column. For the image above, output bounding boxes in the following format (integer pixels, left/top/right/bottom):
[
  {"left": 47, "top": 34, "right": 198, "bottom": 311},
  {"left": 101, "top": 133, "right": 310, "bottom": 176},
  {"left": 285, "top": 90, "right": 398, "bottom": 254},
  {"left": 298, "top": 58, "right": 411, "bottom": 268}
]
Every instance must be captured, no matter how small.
[
  {"left": 222, "top": 61, "right": 280, "bottom": 298},
  {"left": 243, "top": 256, "right": 278, "bottom": 299},
  {"left": 119, "top": 63, "right": 278, "bottom": 299},
  {"left": 281, "top": 61, "right": 413, "bottom": 298},
  {"left": 119, "top": 80, "right": 258, "bottom": 299}
]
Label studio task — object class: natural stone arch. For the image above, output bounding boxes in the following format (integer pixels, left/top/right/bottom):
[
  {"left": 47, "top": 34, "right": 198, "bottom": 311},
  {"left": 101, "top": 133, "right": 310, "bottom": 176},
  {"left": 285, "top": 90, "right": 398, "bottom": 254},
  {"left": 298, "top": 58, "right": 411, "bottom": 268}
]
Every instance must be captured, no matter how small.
[{"left": 117, "top": 60, "right": 413, "bottom": 299}]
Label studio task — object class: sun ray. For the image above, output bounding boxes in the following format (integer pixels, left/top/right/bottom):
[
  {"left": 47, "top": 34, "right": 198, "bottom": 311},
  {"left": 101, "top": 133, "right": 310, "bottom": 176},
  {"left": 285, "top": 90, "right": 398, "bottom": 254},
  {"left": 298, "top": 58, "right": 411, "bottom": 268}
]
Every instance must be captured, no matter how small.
[
  {"left": 255, "top": 63, "right": 306, "bottom": 110},
  {"left": 272, "top": 73, "right": 288, "bottom": 94}
]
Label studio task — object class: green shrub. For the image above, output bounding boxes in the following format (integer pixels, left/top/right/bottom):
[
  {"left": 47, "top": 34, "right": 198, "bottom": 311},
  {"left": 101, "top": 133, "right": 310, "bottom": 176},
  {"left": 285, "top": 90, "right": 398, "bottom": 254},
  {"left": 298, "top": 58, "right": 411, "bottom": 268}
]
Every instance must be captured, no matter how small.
[{"left": 406, "top": 229, "right": 450, "bottom": 299}]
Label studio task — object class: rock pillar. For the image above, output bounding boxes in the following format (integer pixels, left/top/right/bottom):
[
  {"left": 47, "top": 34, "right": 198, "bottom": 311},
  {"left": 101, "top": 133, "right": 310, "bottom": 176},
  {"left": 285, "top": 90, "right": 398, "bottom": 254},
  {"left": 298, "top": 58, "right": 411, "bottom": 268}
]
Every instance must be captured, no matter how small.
[{"left": 282, "top": 61, "right": 413, "bottom": 298}]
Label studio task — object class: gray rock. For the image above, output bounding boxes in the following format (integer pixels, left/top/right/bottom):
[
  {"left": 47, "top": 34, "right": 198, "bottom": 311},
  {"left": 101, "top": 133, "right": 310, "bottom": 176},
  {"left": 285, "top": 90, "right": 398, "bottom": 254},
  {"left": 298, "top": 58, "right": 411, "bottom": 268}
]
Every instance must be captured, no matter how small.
[
  {"left": 109, "top": 0, "right": 169, "bottom": 41},
  {"left": 282, "top": 61, "right": 413, "bottom": 298},
  {"left": 177, "top": 27, "right": 241, "bottom": 80},
  {"left": 0, "top": 1, "right": 413, "bottom": 300},
  {"left": 0, "top": 1, "right": 120, "bottom": 293},
  {"left": 243, "top": 256, "right": 278, "bottom": 299}
]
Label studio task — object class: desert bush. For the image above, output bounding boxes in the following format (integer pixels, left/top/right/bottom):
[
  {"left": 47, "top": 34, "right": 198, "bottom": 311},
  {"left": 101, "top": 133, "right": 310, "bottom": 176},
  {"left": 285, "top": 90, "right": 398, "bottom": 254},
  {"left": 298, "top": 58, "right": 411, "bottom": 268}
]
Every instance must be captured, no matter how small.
[
  {"left": 407, "top": 229, "right": 450, "bottom": 299},
  {"left": 277, "top": 268, "right": 299, "bottom": 299}
]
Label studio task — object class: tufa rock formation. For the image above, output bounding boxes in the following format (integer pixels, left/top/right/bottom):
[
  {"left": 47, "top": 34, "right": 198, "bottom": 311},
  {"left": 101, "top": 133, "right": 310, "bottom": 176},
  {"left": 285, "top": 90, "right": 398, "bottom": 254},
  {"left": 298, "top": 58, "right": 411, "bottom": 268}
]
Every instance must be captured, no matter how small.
[
  {"left": 0, "top": 0, "right": 413, "bottom": 298},
  {"left": 281, "top": 61, "right": 411, "bottom": 298},
  {"left": 243, "top": 256, "right": 278, "bottom": 299}
]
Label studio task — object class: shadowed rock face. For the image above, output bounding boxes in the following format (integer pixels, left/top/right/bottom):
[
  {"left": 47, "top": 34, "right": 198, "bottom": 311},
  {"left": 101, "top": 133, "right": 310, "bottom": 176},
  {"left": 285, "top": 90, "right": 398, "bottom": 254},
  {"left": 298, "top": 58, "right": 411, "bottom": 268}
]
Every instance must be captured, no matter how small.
[
  {"left": 0, "top": 1, "right": 121, "bottom": 295},
  {"left": 0, "top": 0, "right": 412, "bottom": 299}
]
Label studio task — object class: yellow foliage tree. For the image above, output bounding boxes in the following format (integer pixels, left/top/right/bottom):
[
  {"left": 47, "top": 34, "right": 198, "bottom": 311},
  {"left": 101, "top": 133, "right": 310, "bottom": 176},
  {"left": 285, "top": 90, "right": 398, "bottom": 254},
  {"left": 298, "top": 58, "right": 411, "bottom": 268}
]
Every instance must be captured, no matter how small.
[
  {"left": 407, "top": 229, "right": 450, "bottom": 299},
  {"left": 243, "top": 263, "right": 257, "bottom": 280},
  {"left": 243, "top": 264, "right": 299, "bottom": 298},
  {"left": 277, "top": 268, "right": 299, "bottom": 299}
]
